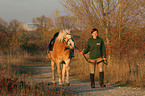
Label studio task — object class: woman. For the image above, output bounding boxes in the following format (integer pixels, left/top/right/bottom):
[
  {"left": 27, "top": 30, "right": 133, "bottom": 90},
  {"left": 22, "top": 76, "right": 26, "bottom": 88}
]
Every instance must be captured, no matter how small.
[{"left": 80, "top": 28, "right": 106, "bottom": 88}]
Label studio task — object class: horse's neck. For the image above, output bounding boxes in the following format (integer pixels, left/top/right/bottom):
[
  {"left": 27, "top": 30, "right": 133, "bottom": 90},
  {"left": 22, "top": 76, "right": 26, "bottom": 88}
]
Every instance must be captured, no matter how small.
[
  {"left": 51, "top": 40, "right": 70, "bottom": 60},
  {"left": 54, "top": 40, "right": 67, "bottom": 49}
]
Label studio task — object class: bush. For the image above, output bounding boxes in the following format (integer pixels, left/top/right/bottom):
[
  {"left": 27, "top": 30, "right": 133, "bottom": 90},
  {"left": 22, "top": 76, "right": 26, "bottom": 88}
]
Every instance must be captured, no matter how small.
[{"left": 21, "top": 42, "right": 40, "bottom": 55}]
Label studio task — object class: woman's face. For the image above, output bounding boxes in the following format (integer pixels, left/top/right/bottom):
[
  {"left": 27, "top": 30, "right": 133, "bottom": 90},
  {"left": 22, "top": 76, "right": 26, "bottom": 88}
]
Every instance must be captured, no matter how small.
[{"left": 91, "top": 31, "right": 98, "bottom": 37}]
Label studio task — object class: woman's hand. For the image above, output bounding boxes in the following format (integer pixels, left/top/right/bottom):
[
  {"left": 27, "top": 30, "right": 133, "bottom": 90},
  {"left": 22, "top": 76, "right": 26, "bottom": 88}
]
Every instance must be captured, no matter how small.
[
  {"left": 80, "top": 51, "right": 84, "bottom": 55},
  {"left": 103, "top": 58, "right": 107, "bottom": 63}
]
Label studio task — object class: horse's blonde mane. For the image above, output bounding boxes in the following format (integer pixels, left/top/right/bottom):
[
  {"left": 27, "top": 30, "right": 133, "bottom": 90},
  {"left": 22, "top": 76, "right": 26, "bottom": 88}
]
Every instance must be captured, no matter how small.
[{"left": 56, "top": 29, "right": 71, "bottom": 42}]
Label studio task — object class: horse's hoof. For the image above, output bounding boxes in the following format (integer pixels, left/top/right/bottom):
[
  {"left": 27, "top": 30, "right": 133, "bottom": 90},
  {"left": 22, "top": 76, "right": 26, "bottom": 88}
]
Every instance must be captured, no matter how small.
[
  {"left": 59, "top": 84, "right": 64, "bottom": 87},
  {"left": 53, "top": 83, "right": 56, "bottom": 86},
  {"left": 64, "top": 83, "right": 70, "bottom": 87},
  {"left": 48, "top": 82, "right": 53, "bottom": 85},
  {"left": 100, "top": 84, "right": 106, "bottom": 88}
]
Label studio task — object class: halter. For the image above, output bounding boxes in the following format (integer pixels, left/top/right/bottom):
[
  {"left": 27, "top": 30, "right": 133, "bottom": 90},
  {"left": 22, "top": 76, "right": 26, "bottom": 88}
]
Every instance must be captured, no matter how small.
[
  {"left": 63, "top": 34, "right": 74, "bottom": 48},
  {"left": 63, "top": 34, "right": 71, "bottom": 45}
]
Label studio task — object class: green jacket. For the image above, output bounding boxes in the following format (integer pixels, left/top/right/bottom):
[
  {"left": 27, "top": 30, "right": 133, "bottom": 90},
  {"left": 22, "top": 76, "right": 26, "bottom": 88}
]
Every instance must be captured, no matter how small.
[{"left": 83, "top": 36, "right": 106, "bottom": 59}]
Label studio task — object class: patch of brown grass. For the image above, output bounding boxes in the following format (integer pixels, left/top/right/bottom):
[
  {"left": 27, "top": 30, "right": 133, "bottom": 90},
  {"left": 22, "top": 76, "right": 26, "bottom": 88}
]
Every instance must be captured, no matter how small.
[
  {"left": 0, "top": 52, "right": 74, "bottom": 95},
  {"left": 0, "top": 75, "right": 74, "bottom": 95}
]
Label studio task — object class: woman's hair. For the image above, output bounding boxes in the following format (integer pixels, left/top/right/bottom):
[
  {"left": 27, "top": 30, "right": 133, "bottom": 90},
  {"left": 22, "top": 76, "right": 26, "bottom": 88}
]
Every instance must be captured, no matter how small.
[{"left": 91, "top": 28, "right": 98, "bottom": 34}]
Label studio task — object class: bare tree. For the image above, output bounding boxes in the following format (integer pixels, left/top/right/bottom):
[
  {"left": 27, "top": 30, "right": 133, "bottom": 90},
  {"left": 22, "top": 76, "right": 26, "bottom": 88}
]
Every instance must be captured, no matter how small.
[
  {"left": 50, "top": 9, "right": 61, "bottom": 28},
  {"left": 62, "top": 0, "right": 145, "bottom": 64},
  {"left": 32, "top": 15, "right": 54, "bottom": 32},
  {"left": 32, "top": 15, "right": 54, "bottom": 46},
  {"left": 55, "top": 15, "right": 77, "bottom": 29},
  {"left": 8, "top": 19, "right": 20, "bottom": 34}
]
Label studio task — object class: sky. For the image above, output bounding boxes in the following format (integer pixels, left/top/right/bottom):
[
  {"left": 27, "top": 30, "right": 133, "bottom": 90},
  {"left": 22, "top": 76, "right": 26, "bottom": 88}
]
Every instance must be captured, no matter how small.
[{"left": 0, "top": 0, "right": 65, "bottom": 23}]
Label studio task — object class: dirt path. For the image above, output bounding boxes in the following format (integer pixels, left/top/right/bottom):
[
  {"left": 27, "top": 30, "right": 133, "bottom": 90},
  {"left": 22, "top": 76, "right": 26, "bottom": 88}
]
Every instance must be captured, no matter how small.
[{"left": 22, "top": 64, "right": 145, "bottom": 96}]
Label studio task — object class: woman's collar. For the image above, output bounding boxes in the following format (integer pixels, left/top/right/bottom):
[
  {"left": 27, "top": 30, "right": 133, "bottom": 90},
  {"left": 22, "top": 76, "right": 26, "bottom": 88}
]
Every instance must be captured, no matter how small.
[{"left": 91, "top": 36, "right": 98, "bottom": 39}]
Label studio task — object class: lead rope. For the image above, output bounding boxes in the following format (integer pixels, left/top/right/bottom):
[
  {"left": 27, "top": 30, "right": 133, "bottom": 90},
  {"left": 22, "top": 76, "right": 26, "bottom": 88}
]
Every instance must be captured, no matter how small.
[{"left": 74, "top": 46, "right": 107, "bottom": 65}]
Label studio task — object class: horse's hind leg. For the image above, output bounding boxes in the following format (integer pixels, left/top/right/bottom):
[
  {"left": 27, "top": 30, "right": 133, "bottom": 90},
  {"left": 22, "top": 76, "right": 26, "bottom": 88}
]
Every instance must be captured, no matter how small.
[{"left": 51, "top": 61, "right": 56, "bottom": 85}]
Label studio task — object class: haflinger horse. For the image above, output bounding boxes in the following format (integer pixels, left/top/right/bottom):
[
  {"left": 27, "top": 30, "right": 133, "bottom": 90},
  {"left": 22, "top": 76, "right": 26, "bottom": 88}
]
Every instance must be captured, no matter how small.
[{"left": 49, "top": 29, "right": 74, "bottom": 86}]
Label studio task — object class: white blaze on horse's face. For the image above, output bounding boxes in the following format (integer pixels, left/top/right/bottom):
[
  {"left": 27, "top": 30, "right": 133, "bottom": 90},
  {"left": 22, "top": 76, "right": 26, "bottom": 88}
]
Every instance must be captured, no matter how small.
[{"left": 64, "top": 34, "right": 74, "bottom": 49}]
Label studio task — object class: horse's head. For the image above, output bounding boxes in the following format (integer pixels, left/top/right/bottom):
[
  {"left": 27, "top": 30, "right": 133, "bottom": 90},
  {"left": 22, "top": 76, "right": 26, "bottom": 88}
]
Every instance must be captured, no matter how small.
[
  {"left": 57, "top": 29, "right": 74, "bottom": 49},
  {"left": 63, "top": 33, "right": 74, "bottom": 49}
]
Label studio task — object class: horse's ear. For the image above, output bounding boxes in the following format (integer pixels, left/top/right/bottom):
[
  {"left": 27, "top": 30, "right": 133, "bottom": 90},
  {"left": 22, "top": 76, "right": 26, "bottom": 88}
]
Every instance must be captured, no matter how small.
[{"left": 67, "top": 29, "right": 71, "bottom": 33}]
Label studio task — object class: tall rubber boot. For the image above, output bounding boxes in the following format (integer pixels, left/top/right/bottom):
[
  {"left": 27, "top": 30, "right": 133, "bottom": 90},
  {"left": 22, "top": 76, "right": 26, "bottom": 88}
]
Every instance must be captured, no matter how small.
[
  {"left": 99, "top": 72, "right": 106, "bottom": 87},
  {"left": 90, "top": 73, "right": 95, "bottom": 88}
]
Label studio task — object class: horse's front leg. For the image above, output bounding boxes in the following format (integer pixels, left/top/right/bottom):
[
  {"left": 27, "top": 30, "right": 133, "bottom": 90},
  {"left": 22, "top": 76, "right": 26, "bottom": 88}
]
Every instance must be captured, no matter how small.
[
  {"left": 65, "top": 59, "right": 70, "bottom": 85},
  {"left": 56, "top": 61, "right": 63, "bottom": 86},
  {"left": 62, "top": 64, "right": 66, "bottom": 84},
  {"left": 51, "top": 61, "right": 56, "bottom": 85}
]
